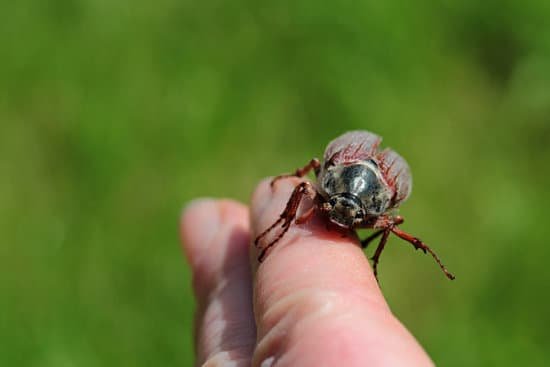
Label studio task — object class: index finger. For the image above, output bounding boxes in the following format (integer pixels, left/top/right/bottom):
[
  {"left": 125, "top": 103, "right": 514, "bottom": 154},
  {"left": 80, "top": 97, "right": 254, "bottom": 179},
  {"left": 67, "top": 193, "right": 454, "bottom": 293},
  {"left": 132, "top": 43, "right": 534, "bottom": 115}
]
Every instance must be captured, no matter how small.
[{"left": 250, "top": 178, "right": 434, "bottom": 367}]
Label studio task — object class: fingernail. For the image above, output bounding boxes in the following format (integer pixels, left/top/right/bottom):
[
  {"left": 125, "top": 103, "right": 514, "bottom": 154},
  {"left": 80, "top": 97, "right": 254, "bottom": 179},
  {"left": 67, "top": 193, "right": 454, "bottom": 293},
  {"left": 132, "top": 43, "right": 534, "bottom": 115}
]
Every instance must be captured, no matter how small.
[{"left": 181, "top": 198, "right": 220, "bottom": 265}]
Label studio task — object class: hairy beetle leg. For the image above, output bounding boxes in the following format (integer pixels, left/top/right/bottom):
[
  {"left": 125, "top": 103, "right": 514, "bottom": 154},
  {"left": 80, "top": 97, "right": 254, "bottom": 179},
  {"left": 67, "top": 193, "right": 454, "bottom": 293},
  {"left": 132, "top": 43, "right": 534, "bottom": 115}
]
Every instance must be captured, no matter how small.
[
  {"left": 361, "top": 229, "right": 385, "bottom": 249},
  {"left": 371, "top": 229, "right": 391, "bottom": 282},
  {"left": 255, "top": 181, "right": 316, "bottom": 261},
  {"left": 270, "top": 158, "right": 321, "bottom": 188},
  {"left": 363, "top": 215, "right": 454, "bottom": 281},
  {"left": 391, "top": 227, "right": 455, "bottom": 280}
]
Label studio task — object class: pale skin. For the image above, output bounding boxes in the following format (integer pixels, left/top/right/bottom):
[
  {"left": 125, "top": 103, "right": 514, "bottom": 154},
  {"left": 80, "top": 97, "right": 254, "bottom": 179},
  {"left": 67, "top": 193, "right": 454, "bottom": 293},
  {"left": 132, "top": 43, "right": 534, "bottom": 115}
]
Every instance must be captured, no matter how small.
[{"left": 180, "top": 178, "right": 435, "bottom": 367}]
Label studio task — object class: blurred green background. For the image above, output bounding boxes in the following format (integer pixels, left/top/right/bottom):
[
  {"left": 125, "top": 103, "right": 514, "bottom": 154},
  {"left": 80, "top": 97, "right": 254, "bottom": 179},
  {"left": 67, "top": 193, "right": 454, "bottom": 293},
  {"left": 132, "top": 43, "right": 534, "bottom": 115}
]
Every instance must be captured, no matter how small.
[{"left": 1, "top": 0, "right": 550, "bottom": 366}]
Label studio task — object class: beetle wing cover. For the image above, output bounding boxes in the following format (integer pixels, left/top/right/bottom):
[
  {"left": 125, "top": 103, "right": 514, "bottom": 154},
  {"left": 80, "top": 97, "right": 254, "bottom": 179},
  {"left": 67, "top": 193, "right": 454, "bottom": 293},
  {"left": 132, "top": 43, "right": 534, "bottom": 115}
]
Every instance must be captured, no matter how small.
[
  {"left": 324, "top": 130, "right": 382, "bottom": 164},
  {"left": 377, "top": 148, "right": 412, "bottom": 205}
]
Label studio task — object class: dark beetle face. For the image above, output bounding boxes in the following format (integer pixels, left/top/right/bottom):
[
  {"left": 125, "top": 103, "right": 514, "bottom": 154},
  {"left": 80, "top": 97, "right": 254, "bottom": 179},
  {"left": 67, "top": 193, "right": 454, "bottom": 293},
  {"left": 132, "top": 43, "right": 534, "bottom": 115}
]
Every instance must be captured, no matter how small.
[
  {"left": 325, "top": 193, "right": 366, "bottom": 228},
  {"left": 319, "top": 161, "right": 393, "bottom": 227}
]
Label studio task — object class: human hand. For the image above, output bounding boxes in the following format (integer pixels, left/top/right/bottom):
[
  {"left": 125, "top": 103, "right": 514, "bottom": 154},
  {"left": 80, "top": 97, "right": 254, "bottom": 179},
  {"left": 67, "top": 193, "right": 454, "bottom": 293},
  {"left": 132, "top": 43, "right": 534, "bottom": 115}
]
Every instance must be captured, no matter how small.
[{"left": 180, "top": 178, "right": 434, "bottom": 367}]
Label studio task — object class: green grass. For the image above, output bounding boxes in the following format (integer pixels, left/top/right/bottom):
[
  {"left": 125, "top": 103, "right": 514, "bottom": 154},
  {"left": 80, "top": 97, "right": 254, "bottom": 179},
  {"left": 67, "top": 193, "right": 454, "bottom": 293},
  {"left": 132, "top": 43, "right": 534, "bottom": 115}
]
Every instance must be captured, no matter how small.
[{"left": 1, "top": 1, "right": 550, "bottom": 365}]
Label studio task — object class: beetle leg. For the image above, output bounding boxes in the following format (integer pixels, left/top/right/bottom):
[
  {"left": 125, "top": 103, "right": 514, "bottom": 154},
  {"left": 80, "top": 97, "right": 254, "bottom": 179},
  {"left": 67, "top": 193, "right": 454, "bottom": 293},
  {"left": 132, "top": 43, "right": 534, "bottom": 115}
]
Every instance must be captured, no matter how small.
[
  {"left": 391, "top": 226, "right": 455, "bottom": 280},
  {"left": 371, "top": 229, "right": 391, "bottom": 282},
  {"left": 360, "top": 229, "right": 385, "bottom": 249},
  {"left": 255, "top": 182, "right": 315, "bottom": 261},
  {"left": 270, "top": 158, "right": 321, "bottom": 188},
  {"left": 392, "top": 215, "right": 404, "bottom": 225}
]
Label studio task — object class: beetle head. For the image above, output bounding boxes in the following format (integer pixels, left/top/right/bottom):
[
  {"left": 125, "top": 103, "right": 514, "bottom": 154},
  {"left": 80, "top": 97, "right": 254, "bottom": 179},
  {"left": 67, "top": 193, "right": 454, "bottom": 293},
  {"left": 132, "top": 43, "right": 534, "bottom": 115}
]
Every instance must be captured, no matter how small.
[{"left": 323, "top": 192, "right": 366, "bottom": 228}]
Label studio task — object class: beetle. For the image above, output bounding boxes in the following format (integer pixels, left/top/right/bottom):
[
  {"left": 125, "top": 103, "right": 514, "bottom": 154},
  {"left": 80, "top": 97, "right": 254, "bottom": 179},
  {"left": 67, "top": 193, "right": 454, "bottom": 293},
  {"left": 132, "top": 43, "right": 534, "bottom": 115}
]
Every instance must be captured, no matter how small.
[{"left": 254, "top": 130, "right": 455, "bottom": 281}]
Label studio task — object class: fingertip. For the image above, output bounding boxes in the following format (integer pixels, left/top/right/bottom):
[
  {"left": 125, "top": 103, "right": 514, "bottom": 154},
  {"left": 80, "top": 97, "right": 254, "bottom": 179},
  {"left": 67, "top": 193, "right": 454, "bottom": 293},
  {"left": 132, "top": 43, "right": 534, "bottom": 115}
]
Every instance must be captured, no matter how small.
[
  {"left": 181, "top": 198, "right": 257, "bottom": 365},
  {"left": 180, "top": 198, "right": 219, "bottom": 265},
  {"left": 180, "top": 198, "right": 249, "bottom": 267}
]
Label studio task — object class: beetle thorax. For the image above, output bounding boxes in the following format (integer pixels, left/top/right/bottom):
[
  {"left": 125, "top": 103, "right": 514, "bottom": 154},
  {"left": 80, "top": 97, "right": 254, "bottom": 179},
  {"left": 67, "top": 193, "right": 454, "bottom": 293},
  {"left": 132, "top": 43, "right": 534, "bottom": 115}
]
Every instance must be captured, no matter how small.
[{"left": 318, "top": 161, "right": 393, "bottom": 223}]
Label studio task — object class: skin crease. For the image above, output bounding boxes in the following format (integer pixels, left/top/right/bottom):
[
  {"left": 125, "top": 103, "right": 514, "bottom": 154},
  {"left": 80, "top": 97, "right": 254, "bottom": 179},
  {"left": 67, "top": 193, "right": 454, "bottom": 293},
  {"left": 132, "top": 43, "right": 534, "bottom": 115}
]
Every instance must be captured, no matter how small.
[{"left": 181, "top": 178, "right": 435, "bottom": 367}]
